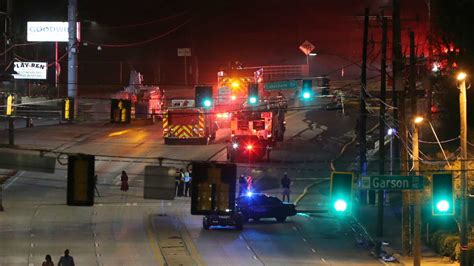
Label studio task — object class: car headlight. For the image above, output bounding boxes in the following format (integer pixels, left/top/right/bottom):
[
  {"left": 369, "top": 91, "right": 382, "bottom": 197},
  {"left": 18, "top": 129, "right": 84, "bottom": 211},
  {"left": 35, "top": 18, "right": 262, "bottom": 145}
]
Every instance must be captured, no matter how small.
[{"left": 232, "top": 143, "right": 238, "bottom": 149}]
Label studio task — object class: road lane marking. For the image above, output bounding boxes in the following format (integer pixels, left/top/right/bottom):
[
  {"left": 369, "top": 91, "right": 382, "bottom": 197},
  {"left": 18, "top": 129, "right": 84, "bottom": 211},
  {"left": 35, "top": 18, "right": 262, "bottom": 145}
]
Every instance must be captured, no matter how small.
[
  {"left": 302, "top": 238, "right": 307, "bottom": 242},
  {"left": 311, "top": 248, "right": 317, "bottom": 253},
  {"left": 4, "top": 171, "right": 25, "bottom": 190},
  {"left": 292, "top": 226, "right": 297, "bottom": 231},
  {"left": 321, "top": 258, "right": 327, "bottom": 264},
  {"left": 30, "top": 243, "right": 34, "bottom": 248},
  {"left": 247, "top": 246, "right": 251, "bottom": 250},
  {"left": 145, "top": 215, "right": 166, "bottom": 265},
  {"left": 253, "top": 255, "right": 258, "bottom": 260}
]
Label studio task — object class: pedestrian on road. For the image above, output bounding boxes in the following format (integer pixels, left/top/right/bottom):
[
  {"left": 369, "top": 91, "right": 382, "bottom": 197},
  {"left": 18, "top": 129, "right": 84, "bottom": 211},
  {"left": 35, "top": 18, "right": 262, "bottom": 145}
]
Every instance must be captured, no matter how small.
[
  {"left": 281, "top": 172, "right": 291, "bottom": 202},
  {"left": 58, "top": 249, "right": 75, "bottom": 266},
  {"left": 183, "top": 170, "right": 191, "bottom": 197},
  {"left": 246, "top": 175, "right": 253, "bottom": 193},
  {"left": 42, "top": 254, "right": 54, "bottom": 266},
  {"left": 94, "top": 174, "right": 101, "bottom": 197},
  {"left": 120, "top": 171, "right": 129, "bottom": 192},
  {"left": 177, "top": 169, "right": 185, "bottom": 197},
  {"left": 238, "top": 175, "right": 247, "bottom": 196}
]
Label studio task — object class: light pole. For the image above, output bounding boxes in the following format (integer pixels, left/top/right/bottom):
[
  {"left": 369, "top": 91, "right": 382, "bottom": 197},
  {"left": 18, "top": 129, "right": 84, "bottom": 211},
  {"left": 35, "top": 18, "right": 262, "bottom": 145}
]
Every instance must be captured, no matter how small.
[
  {"left": 457, "top": 71, "right": 469, "bottom": 266},
  {"left": 412, "top": 115, "right": 424, "bottom": 266},
  {"left": 388, "top": 128, "right": 396, "bottom": 175}
]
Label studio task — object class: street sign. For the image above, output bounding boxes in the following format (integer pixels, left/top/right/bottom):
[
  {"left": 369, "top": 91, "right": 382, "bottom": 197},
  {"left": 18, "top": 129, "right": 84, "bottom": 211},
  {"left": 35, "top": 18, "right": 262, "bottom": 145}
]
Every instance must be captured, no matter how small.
[
  {"left": 264, "top": 80, "right": 298, "bottom": 90},
  {"left": 299, "top": 40, "right": 315, "bottom": 55},
  {"left": 361, "top": 175, "right": 424, "bottom": 190},
  {"left": 177, "top": 48, "right": 191, "bottom": 57}
]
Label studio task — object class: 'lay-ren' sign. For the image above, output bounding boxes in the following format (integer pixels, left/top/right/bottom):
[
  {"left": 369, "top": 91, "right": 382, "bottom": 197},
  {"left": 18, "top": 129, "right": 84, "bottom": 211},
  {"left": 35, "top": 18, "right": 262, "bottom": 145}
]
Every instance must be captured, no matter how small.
[
  {"left": 13, "top": 62, "right": 48, "bottom": 80},
  {"left": 27, "top": 21, "right": 81, "bottom": 42}
]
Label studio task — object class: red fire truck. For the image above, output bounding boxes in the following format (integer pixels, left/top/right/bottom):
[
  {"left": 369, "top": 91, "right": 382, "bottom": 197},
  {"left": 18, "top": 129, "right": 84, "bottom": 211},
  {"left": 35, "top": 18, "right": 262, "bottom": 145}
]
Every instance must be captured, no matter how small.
[{"left": 162, "top": 100, "right": 218, "bottom": 145}]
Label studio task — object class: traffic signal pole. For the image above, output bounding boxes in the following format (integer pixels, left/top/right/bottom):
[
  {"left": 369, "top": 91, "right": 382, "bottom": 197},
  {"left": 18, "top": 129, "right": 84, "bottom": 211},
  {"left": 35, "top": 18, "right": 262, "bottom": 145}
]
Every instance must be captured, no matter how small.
[{"left": 412, "top": 121, "right": 421, "bottom": 266}]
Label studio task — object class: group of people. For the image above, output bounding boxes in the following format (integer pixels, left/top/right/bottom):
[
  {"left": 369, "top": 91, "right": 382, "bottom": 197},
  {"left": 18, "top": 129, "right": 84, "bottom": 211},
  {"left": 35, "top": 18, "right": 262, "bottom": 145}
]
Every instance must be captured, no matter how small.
[
  {"left": 42, "top": 249, "right": 74, "bottom": 266},
  {"left": 175, "top": 168, "right": 192, "bottom": 197}
]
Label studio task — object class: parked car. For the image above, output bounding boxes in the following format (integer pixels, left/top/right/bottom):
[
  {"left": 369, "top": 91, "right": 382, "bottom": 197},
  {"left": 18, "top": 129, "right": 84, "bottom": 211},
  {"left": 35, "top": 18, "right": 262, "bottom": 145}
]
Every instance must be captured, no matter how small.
[{"left": 236, "top": 193, "right": 297, "bottom": 222}]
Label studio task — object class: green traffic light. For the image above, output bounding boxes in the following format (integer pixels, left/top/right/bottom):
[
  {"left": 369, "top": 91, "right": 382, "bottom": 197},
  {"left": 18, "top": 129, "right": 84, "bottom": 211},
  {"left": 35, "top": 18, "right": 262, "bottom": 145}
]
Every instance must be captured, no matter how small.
[
  {"left": 203, "top": 99, "right": 212, "bottom": 107},
  {"left": 334, "top": 199, "right": 347, "bottom": 212},
  {"left": 436, "top": 200, "right": 450, "bottom": 212},
  {"left": 303, "top": 92, "right": 311, "bottom": 99},
  {"left": 249, "top": 96, "right": 257, "bottom": 104}
]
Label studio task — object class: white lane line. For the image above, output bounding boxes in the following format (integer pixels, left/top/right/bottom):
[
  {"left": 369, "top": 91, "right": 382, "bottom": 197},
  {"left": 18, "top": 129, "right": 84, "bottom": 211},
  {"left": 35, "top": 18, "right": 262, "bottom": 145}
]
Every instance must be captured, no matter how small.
[
  {"left": 253, "top": 255, "right": 258, "bottom": 260},
  {"left": 246, "top": 246, "right": 251, "bottom": 251},
  {"left": 28, "top": 263, "right": 34, "bottom": 266},
  {"left": 292, "top": 226, "right": 297, "bottom": 231},
  {"left": 320, "top": 258, "right": 327, "bottom": 264},
  {"left": 311, "top": 248, "right": 317, "bottom": 253},
  {"left": 30, "top": 233, "right": 34, "bottom": 238},
  {"left": 98, "top": 203, "right": 103, "bottom": 206},
  {"left": 95, "top": 242, "right": 100, "bottom": 247},
  {"left": 113, "top": 174, "right": 121, "bottom": 185},
  {"left": 30, "top": 243, "right": 34, "bottom": 248},
  {"left": 125, "top": 203, "right": 131, "bottom": 206},
  {"left": 4, "top": 171, "right": 25, "bottom": 190},
  {"left": 29, "top": 253, "right": 33, "bottom": 257},
  {"left": 132, "top": 202, "right": 138, "bottom": 206},
  {"left": 302, "top": 238, "right": 307, "bottom": 242}
]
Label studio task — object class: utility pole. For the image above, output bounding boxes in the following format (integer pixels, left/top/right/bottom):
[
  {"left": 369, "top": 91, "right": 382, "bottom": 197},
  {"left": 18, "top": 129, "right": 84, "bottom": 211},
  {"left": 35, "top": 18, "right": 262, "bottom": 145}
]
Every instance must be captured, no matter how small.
[
  {"left": 6, "top": 0, "right": 13, "bottom": 146},
  {"left": 359, "top": 7, "right": 369, "bottom": 204},
  {"left": 412, "top": 117, "right": 422, "bottom": 266},
  {"left": 377, "top": 17, "right": 388, "bottom": 237},
  {"left": 399, "top": 91, "right": 411, "bottom": 255},
  {"left": 409, "top": 31, "right": 421, "bottom": 266},
  {"left": 67, "top": 0, "right": 78, "bottom": 118},
  {"left": 457, "top": 72, "right": 468, "bottom": 266},
  {"left": 392, "top": 0, "right": 402, "bottom": 163}
]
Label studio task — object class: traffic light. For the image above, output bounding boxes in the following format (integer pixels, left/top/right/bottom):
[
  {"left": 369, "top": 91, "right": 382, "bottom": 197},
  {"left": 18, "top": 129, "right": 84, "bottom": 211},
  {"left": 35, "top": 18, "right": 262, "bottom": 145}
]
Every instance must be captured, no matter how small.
[
  {"left": 330, "top": 172, "right": 354, "bottom": 215},
  {"left": 67, "top": 154, "right": 95, "bottom": 206},
  {"left": 195, "top": 86, "right": 213, "bottom": 108},
  {"left": 61, "top": 97, "right": 74, "bottom": 121},
  {"left": 248, "top": 83, "right": 258, "bottom": 106},
  {"left": 5, "top": 94, "right": 14, "bottom": 116},
  {"left": 302, "top": 80, "right": 313, "bottom": 100},
  {"left": 110, "top": 99, "right": 132, "bottom": 123},
  {"left": 432, "top": 173, "right": 454, "bottom": 216}
]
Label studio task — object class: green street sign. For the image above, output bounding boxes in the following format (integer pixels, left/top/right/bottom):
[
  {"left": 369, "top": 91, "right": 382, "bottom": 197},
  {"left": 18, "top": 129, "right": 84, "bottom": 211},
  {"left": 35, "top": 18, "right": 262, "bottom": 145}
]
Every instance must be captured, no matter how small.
[
  {"left": 361, "top": 175, "right": 424, "bottom": 190},
  {"left": 264, "top": 80, "right": 298, "bottom": 90}
]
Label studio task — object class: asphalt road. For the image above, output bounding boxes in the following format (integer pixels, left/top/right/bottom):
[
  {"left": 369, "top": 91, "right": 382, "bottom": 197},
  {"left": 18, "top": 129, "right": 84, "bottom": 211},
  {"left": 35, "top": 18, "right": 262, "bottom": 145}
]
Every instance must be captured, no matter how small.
[{"left": 0, "top": 97, "right": 382, "bottom": 266}]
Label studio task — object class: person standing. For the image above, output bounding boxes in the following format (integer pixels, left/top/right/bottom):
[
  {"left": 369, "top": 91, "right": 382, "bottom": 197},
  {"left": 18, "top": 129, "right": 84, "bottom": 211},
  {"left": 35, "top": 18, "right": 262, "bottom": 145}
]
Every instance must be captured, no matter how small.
[
  {"left": 183, "top": 170, "right": 191, "bottom": 197},
  {"left": 120, "top": 171, "right": 129, "bottom": 192},
  {"left": 238, "top": 175, "right": 247, "bottom": 196},
  {"left": 58, "top": 249, "right": 75, "bottom": 266},
  {"left": 42, "top": 254, "right": 54, "bottom": 266},
  {"left": 246, "top": 175, "right": 253, "bottom": 193},
  {"left": 177, "top": 169, "right": 185, "bottom": 197},
  {"left": 281, "top": 172, "right": 291, "bottom": 202}
]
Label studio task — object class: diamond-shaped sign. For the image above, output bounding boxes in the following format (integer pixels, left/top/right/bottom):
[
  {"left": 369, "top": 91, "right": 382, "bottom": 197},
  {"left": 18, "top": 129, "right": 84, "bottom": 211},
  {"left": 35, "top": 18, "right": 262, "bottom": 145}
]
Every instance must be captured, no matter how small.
[{"left": 299, "top": 40, "right": 315, "bottom": 55}]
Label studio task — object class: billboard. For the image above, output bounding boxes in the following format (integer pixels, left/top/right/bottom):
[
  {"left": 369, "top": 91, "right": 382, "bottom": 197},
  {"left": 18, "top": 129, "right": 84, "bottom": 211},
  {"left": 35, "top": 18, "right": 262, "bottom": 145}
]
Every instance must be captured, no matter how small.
[
  {"left": 27, "top": 21, "right": 80, "bottom": 42},
  {"left": 13, "top": 62, "right": 47, "bottom": 80}
]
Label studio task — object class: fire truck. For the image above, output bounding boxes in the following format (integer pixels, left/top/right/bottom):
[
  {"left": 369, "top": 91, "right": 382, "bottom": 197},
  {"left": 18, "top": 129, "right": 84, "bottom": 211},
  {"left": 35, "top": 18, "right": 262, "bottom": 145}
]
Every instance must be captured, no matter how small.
[
  {"left": 111, "top": 71, "right": 165, "bottom": 118},
  {"left": 162, "top": 99, "right": 218, "bottom": 145},
  {"left": 215, "top": 67, "right": 257, "bottom": 127},
  {"left": 227, "top": 102, "right": 286, "bottom": 161}
]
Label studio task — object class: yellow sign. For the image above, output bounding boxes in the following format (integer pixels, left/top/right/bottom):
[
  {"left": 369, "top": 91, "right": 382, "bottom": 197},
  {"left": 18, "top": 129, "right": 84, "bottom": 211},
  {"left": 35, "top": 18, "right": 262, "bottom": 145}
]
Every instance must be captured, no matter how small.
[
  {"left": 64, "top": 98, "right": 70, "bottom": 120},
  {"left": 6, "top": 95, "right": 13, "bottom": 116}
]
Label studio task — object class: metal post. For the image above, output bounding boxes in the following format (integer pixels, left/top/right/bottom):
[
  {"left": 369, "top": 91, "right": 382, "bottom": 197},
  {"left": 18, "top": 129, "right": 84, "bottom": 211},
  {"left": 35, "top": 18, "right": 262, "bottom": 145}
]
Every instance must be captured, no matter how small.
[
  {"left": 67, "top": 0, "right": 78, "bottom": 118},
  {"left": 0, "top": 185, "right": 3, "bottom": 211},
  {"left": 459, "top": 76, "right": 468, "bottom": 266},
  {"left": 412, "top": 121, "right": 421, "bottom": 266},
  {"left": 55, "top": 42, "right": 59, "bottom": 97},
  {"left": 8, "top": 117, "right": 14, "bottom": 146},
  {"left": 400, "top": 92, "right": 412, "bottom": 256}
]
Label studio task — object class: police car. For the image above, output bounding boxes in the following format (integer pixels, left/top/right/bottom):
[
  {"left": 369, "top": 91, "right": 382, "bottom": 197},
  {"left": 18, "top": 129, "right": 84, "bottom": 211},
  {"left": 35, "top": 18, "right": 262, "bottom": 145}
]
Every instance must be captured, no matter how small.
[{"left": 236, "top": 192, "right": 297, "bottom": 222}]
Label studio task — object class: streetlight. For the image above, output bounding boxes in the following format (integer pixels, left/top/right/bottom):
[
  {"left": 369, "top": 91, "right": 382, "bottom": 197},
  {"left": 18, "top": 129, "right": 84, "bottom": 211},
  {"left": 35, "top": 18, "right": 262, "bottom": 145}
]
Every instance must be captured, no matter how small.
[
  {"left": 412, "top": 115, "right": 424, "bottom": 266},
  {"left": 457, "top": 71, "right": 469, "bottom": 266}
]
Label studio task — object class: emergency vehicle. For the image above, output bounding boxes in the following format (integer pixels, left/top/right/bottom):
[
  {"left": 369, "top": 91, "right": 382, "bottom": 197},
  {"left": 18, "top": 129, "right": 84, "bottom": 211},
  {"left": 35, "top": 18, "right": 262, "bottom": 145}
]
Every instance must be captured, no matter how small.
[
  {"left": 162, "top": 99, "right": 218, "bottom": 145},
  {"left": 215, "top": 67, "right": 257, "bottom": 127},
  {"left": 111, "top": 71, "right": 165, "bottom": 119}
]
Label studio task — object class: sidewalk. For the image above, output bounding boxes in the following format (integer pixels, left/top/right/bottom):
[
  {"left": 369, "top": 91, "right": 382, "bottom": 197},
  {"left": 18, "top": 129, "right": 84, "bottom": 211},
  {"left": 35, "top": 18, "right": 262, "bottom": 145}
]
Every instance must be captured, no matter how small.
[{"left": 356, "top": 202, "right": 458, "bottom": 265}]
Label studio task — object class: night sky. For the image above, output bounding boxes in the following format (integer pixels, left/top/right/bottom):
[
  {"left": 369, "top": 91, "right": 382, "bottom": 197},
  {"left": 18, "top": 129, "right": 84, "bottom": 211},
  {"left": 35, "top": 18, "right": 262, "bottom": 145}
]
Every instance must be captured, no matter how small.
[{"left": 4, "top": 0, "right": 429, "bottom": 88}]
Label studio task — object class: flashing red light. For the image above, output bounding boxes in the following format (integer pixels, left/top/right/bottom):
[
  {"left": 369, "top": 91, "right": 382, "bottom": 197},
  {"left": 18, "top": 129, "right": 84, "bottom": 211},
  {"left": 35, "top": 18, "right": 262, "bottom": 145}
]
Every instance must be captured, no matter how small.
[
  {"left": 246, "top": 144, "right": 253, "bottom": 150},
  {"left": 231, "top": 95, "right": 237, "bottom": 101}
]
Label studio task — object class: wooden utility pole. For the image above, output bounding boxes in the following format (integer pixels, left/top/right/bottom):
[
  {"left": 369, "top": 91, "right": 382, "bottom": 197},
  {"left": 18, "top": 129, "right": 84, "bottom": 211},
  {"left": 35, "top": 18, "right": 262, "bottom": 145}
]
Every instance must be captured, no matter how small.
[
  {"left": 410, "top": 31, "right": 421, "bottom": 266},
  {"left": 359, "top": 7, "right": 370, "bottom": 204},
  {"left": 392, "top": 0, "right": 402, "bottom": 161},
  {"left": 377, "top": 17, "right": 388, "bottom": 237},
  {"left": 458, "top": 73, "right": 468, "bottom": 266},
  {"left": 399, "top": 92, "right": 411, "bottom": 255}
]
